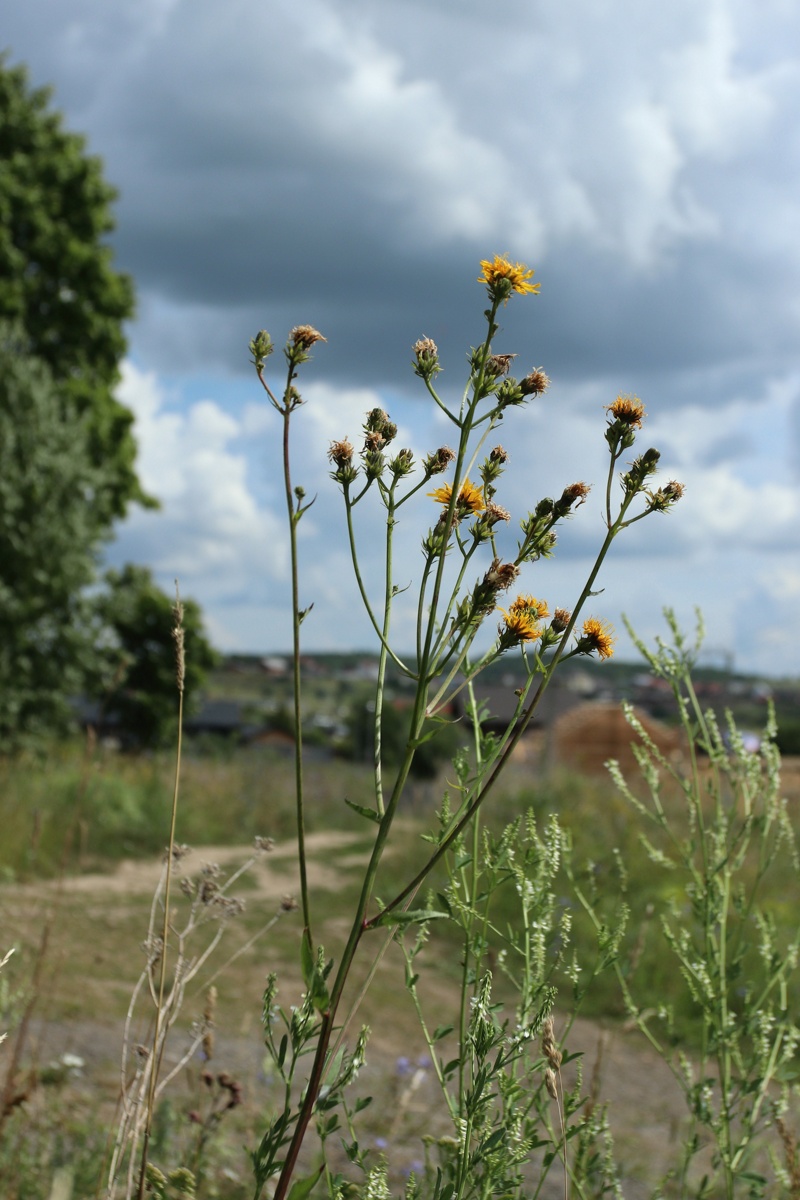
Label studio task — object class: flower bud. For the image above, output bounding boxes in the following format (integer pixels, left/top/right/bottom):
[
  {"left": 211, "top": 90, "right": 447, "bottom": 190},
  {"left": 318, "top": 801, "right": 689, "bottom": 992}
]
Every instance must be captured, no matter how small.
[{"left": 249, "top": 330, "right": 274, "bottom": 371}]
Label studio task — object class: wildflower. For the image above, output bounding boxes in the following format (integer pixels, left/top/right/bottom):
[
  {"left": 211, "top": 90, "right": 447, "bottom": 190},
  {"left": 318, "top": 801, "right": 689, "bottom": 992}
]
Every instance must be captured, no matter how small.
[
  {"left": 606, "top": 394, "right": 645, "bottom": 427},
  {"left": 576, "top": 616, "right": 616, "bottom": 660},
  {"left": 520, "top": 368, "right": 550, "bottom": 396},
  {"left": 428, "top": 478, "right": 486, "bottom": 515},
  {"left": 510, "top": 594, "right": 550, "bottom": 620},
  {"left": 478, "top": 254, "right": 540, "bottom": 303},
  {"left": 498, "top": 607, "right": 542, "bottom": 647},
  {"left": 412, "top": 336, "right": 442, "bottom": 380},
  {"left": 490, "top": 445, "right": 508, "bottom": 463},
  {"left": 290, "top": 325, "right": 327, "bottom": 350}
]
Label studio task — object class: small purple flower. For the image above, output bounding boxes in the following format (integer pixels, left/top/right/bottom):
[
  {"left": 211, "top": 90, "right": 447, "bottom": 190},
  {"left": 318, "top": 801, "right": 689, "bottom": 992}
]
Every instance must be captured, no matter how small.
[
  {"left": 395, "top": 1056, "right": 412, "bottom": 1076},
  {"left": 374, "top": 1137, "right": 388, "bottom": 1150},
  {"left": 416, "top": 1055, "right": 431, "bottom": 1070}
]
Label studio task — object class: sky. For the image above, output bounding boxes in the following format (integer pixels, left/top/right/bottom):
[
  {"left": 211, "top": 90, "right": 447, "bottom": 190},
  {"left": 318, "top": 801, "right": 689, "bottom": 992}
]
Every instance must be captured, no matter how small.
[{"left": 5, "top": 0, "right": 800, "bottom": 677}]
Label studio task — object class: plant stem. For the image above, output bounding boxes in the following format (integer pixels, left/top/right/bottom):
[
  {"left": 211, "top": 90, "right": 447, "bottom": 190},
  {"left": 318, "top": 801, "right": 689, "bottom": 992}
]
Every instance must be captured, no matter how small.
[
  {"left": 136, "top": 679, "right": 183, "bottom": 1200},
  {"left": 281, "top": 394, "right": 313, "bottom": 947}
]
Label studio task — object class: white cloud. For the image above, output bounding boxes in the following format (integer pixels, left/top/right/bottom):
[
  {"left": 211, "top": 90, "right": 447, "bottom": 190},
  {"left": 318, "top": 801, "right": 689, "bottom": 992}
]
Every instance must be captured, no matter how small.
[{"left": 113, "top": 360, "right": 287, "bottom": 604}]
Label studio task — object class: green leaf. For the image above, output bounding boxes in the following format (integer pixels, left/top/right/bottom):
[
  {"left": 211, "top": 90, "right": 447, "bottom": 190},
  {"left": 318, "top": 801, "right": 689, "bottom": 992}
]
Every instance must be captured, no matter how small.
[
  {"left": 344, "top": 797, "right": 381, "bottom": 824},
  {"left": 286, "top": 1166, "right": 324, "bottom": 1200},
  {"left": 432, "top": 1024, "right": 453, "bottom": 1042},
  {"left": 374, "top": 909, "right": 450, "bottom": 928}
]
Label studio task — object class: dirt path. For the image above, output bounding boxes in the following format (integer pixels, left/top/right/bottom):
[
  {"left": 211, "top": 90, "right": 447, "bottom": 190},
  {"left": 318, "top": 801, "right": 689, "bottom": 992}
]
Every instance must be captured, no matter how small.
[{"left": 5, "top": 835, "right": 698, "bottom": 1196}]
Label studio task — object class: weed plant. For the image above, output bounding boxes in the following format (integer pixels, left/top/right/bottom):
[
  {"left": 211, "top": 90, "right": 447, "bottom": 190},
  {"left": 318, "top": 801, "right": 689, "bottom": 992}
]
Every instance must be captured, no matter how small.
[
  {"left": 238, "top": 256, "right": 683, "bottom": 1200},
  {"left": 4, "top": 256, "right": 798, "bottom": 1199}
]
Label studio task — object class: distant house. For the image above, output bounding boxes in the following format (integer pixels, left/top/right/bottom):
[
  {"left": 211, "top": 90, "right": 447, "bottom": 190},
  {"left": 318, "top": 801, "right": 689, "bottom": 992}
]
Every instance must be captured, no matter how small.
[{"left": 184, "top": 699, "right": 259, "bottom": 740}]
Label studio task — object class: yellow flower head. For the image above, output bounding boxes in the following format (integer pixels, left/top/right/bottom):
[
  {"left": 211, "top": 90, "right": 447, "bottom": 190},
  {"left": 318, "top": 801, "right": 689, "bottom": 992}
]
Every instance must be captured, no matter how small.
[
  {"left": 498, "top": 607, "right": 542, "bottom": 644},
  {"left": 579, "top": 616, "right": 616, "bottom": 660},
  {"left": 478, "top": 255, "right": 540, "bottom": 302},
  {"left": 428, "top": 478, "right": 486, "bottom": 515},
  {"left": 510, "top": 594, "right": 550, "bottom": 621},
  {"left": 606, "top": 394, "right": 645, "bottom": 427}
]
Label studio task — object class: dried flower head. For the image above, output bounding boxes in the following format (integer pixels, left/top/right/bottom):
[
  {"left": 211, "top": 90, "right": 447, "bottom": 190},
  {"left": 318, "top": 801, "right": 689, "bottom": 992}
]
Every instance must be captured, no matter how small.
[
  {"left": 328, "top": 438, "right": 355, "bottom": 468},
  {"left": 484, "top": 557, "right": 520, "bottom": 591},
  {"left": 290, "top": 325, "right": 327, "bottom": 349},
  {"left": 423, "top": 446, "right": 456, "bottom": 477},
  {"left": 478, "top": 254, "right": 540, "bottom": 302},
  {"left": 560, "top": 481, "right": 591, "bottom": 506},
  {"left": 428, "top": 478, "right": 486, "bottom": 515},
  {"left": 606, "top": 394, "right": 645, "bottom": 427},
  {"left": 412, "top": 336, "right": 442, "bottom": 379},
  {"left": 551, "top": 607, "right": 571, "bottom": 633},
  {"left": 484, "top": 502, "right": 511, "bottom": 525},
  {"left": 577, "top": 616, "right": 616, "bottom": 660},
  {"left": 486, "top": 353, "right": 517, "bottom": 378},
  {"left": 520, "top": 368, "right": 550, "bottom": 396},
  {"left": 644, "top": 479, "right": 686, "bottom": 513},
  {"left": 490, "top": 445, "right": 508, "bottom": 463}
]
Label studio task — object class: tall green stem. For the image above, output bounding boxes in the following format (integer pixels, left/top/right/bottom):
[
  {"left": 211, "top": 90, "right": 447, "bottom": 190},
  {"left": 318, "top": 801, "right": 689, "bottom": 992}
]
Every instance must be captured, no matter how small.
[{"left": 282, "top": 400, "right": 313, "bottom": 945}]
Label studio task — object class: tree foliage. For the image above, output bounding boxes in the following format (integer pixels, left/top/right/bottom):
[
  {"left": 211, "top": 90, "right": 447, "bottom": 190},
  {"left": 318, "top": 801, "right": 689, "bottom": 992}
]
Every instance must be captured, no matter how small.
[
  {"left": 0, "top": 55, "right": 151, "bottom": 521},
  {"left": 94, "top": 565, "right": 218, "bottom": 748},
  {"left": 0, "top": 327, "right": 105, "bottom": 750}
]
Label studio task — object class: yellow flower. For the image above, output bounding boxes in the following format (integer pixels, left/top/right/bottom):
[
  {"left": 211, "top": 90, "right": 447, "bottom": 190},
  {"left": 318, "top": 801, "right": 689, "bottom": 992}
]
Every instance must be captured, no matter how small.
[
  {"left": 478, "top": 255, "right": 540, "bottom": 299},
  {"left": 579, "top": 616, "right": 616, "bottom": 660},
  {"left": 510, "top": 594, "right": 550, "bottom": 620},
  {"left": 428, "top": 478, "right": 486, "bottom": 514},
  {"left": 606, "top": 394, "right": 645, "bottom": 427},
  {"left": 498, "top": 607, "right": 542, "bottom": 644}
]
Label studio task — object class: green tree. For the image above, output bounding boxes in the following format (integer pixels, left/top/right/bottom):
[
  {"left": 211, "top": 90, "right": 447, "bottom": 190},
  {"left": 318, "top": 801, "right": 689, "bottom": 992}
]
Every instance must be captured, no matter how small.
[
  {"left": 94, "top": 565, "right": 218, "bottom": 748},
  {"left": 0, "top": 55, "right": 151, "bottom": 521},
  {"left": 0, "top": 327, "right": 106, "bottom": 751}
]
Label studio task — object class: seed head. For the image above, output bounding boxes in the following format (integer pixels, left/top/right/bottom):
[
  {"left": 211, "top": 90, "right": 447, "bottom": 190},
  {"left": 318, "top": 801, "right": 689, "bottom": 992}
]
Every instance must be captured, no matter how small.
[
  {"left": 520, "top": 368, "right": 550, "bottom": 396},
  {"left": 290, "top": 325, "right": 327, "bottom": 349}
]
